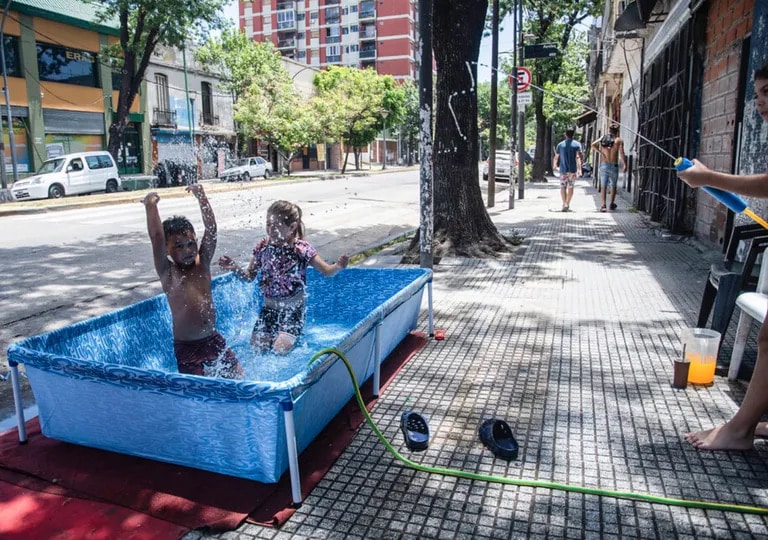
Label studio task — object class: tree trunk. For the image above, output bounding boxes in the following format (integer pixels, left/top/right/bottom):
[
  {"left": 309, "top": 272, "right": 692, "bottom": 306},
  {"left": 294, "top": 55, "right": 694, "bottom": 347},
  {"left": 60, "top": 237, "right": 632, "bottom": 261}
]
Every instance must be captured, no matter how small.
[{"left": 427, "top": 0, "right": 512, "bottom": 257}]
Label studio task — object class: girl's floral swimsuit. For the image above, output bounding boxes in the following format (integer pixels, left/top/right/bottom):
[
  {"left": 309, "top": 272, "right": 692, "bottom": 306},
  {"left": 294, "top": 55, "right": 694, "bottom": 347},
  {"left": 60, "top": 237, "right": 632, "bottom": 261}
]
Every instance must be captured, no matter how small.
[{"left": 252, "top": 238, "right": 317, "bottom": 340}]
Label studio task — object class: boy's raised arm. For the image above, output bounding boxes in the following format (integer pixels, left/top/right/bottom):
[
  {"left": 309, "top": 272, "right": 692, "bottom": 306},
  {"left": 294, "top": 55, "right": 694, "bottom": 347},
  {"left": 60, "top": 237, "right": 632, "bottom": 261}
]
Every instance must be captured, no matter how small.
[
  {"left": 188, "top": 184, "right": 217, "bottom": 265},
  {"left": 143, "top": 192, "right": 170, "bottom": 278}
]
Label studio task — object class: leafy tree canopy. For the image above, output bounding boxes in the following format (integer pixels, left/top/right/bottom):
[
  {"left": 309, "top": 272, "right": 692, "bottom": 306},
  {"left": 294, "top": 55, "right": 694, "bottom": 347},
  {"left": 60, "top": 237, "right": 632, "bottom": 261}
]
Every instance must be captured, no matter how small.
[
  {"left": 313, "top": 66, "right": 406, "bottom": 148},
  {"left": 195, "top": 28, "right": 285, "bottom": 98}
]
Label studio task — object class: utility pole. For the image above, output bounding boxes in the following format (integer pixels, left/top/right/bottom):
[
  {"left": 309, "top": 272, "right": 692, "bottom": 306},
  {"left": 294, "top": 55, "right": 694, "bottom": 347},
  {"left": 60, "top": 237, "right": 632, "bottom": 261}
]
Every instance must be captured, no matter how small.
[
  {"left": 517, "top": 0, "right": 525, "bottom": 200},
  {"left": 508, "top": 0, "right": 518, "bottom": 210},
  {"left": 418, "top": 0, "right": 433, "bottom": 269},
  {"left": 487, "top": 0, "right": 499, "bottom": 207}
]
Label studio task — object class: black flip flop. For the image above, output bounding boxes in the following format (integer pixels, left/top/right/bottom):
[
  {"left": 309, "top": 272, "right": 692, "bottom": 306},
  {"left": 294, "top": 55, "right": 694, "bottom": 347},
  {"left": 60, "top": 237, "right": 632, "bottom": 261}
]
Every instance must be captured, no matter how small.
[
  {"left": 479, "top": 418, "right": 519, "bottom": 461},
  {"left": 401, "top": 411, "right": 430, "bottom": 451}
]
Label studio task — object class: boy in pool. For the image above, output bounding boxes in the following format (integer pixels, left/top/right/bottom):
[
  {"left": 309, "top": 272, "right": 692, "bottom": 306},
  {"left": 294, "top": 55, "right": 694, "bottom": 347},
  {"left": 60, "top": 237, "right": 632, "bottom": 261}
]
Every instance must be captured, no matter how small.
[
  {"left": 219, "top": 200, "right": 350, "bottom": 355},
  {"left": 143, "top": 184, "right": 243, "bottom": 379}
]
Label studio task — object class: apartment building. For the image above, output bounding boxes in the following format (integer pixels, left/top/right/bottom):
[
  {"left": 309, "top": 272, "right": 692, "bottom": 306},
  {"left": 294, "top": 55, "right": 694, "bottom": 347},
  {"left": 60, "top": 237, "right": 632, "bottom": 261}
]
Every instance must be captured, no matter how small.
[{"left": 240, "top": 0, "right": 419, "bottom": 81}]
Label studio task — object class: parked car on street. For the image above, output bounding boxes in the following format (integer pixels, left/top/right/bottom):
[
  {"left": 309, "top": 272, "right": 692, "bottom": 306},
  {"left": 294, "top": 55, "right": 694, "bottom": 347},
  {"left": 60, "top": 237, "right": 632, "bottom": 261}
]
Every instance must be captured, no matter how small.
[
  {"left": 11, "top": 151, "right": 121, "bottom": 201},
  {"left": 482, "top": 150, "right": 515, "bottom": 182},
  {"left": 218, "top": 156, "right": 273, "bottom": 182}
]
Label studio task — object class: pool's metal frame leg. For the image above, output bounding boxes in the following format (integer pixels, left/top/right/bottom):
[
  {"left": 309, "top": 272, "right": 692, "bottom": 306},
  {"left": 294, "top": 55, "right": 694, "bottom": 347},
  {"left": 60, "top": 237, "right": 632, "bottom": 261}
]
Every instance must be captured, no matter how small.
[
  {"left": 373, "top": 321, "right": 382, "bottom": 397},
  {"left": 281, "top": 400, "right": 302, "bottom": 506},
  {"left": 427, "top": 279, "right": 435, "bottom": 336},
  {"left": 9, "top": 360, "right": 27, "bottom": 444}
]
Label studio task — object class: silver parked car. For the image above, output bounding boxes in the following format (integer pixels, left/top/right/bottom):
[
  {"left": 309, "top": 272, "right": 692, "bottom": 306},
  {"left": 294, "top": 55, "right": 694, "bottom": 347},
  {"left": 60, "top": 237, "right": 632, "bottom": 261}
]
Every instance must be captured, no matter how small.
[{"left": 218, "top": 156, "right": 273, "bottom": 182}]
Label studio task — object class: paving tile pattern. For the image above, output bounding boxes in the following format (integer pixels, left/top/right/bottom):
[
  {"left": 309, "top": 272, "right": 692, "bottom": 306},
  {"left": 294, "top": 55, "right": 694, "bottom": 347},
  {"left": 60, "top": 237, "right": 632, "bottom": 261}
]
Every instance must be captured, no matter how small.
[{"left": 187, "top": 181, "right": 768, "bottom": 539}]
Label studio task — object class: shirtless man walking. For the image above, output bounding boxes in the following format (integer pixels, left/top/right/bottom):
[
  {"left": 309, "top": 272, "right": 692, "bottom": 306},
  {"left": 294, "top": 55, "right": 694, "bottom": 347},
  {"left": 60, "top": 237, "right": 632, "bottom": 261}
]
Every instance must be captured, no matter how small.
[{"left": 591, "top": 125, "right": 627, "bottom": 212}]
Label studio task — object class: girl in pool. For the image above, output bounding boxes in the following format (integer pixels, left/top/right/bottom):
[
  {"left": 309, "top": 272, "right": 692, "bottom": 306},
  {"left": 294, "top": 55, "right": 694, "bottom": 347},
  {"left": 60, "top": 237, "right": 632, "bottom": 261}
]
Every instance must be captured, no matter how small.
[{"left": 219, "top": 200, "right": 350, "bottom": 354}]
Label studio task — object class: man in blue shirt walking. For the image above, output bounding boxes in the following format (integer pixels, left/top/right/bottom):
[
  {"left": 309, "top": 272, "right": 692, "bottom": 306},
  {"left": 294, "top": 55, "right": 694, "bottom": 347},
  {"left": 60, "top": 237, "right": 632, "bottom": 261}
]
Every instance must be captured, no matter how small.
[{"left": 553, "top": 129, "right": 583, "bottom": 212}]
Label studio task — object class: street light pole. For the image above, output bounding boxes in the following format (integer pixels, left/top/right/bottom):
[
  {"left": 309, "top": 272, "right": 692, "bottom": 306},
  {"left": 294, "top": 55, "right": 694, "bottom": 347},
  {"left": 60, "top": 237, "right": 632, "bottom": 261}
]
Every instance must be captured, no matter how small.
[
  {"left": 517, "top": 0, "right": 525, "bottom": 200},
  {"left": 487, "top": 0, "right": 499, "bottom": 208}
]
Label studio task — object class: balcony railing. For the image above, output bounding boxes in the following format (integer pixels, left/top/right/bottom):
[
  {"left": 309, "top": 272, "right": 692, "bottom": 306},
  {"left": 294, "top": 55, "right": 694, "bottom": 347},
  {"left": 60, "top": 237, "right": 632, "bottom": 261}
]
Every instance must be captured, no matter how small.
[
  {"left": 325, "top": 35, "right": 341, "bottom": 44},
  {"left": 278, "top": 39, "right": 297, "bottom": 48},
  {"left": 276, "top": 1, "right": 294, "bottom": 10},
  {"left": 358, "top": 9, "right": 375, "bottom": 19},
  {"left": 359, "top": 48, "right": 376, "bottom": 59},
  {"left": 359, "top": 28, "right": 376, "bottom": 39},
  {"left": 153, "top": 108, "right": 176, "bottom": 126}
]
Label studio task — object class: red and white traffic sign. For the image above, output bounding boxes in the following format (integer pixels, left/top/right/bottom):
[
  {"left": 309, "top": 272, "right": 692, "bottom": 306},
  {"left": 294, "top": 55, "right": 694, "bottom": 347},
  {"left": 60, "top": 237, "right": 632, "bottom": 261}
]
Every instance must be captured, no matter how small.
[{"left": 508, "top": 67, "right": 532, "bottom": 92}]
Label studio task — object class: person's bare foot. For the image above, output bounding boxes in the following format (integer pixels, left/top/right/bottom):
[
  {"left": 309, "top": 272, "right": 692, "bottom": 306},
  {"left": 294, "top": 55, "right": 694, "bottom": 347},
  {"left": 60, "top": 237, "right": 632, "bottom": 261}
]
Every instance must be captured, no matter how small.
[
  {"left": 684, "top": 425, "right": 754, "bottom": 450},
  {"left": 755, "top": 422, "right": 768, "bottom": 438}
]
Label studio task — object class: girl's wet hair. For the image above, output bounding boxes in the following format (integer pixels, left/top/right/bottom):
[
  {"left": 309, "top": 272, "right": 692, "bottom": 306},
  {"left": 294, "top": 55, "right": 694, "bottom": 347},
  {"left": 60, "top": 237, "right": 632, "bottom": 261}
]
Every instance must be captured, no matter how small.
[
  {"left": 268, "top": 200, "right": 305, "bottom": 239},
  {"left": 163, "top": 215, "right": 195, "bottom": 239},
  {"left": 757, "top": 64, "right": 768, "bottom": 81}
]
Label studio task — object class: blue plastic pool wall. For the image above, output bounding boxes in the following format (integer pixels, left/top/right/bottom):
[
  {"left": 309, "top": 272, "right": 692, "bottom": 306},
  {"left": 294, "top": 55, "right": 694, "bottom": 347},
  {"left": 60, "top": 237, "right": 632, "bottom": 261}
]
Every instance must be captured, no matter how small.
[{"left": 10, "top": 267, "right": 430, "bottom": 482}]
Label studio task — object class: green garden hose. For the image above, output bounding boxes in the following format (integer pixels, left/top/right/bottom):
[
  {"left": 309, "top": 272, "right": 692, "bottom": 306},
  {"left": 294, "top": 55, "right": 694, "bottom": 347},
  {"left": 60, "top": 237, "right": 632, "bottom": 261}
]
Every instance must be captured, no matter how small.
[{"left": 309, "top": 347, "right": 768, "bottom": 516}]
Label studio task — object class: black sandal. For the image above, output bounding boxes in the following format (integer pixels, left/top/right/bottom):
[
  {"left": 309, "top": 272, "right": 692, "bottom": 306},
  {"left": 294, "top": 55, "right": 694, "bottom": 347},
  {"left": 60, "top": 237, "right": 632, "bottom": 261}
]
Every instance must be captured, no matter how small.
[{"left": 401, "top": 411, "right": 430, "bottom": 451}]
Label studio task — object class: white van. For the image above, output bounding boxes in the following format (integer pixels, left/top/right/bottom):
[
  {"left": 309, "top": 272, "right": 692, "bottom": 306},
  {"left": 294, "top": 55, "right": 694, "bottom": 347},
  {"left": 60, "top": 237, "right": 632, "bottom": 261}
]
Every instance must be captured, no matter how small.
[{"left": 11, "top": 151, "right": 121, "bottom": 201}]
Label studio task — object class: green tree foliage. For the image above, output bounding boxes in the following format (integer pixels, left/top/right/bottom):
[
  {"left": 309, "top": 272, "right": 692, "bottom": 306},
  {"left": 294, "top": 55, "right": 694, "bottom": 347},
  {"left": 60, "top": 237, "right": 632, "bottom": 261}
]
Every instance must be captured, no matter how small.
[
  {"left": 95, "top": 0, "right": 227, "bottom": 160},
  {"left": 195, "top": 28, "right": 282, "bottom": 98},
  {"left": 398, "top": 80, "right": 420, "bottom": 165},
  {"left": 196, "top": 31, "right": 319, "bottom": 173},
  {"left": 542, "top": 32, "right": 589, "bottom": 136},
  {"left": 313, "top": 66, "right": 406, "bottom": 173}
]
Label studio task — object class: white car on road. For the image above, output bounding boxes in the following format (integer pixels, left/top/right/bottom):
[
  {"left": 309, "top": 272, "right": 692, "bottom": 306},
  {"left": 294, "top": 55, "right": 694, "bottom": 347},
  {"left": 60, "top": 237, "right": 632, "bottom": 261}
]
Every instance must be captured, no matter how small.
[
  {"left": 219, "top": 156, "right": 273, "bottom": 182},
  {"left": 11, "top": 151, "right": 121, "bottom": 201}
]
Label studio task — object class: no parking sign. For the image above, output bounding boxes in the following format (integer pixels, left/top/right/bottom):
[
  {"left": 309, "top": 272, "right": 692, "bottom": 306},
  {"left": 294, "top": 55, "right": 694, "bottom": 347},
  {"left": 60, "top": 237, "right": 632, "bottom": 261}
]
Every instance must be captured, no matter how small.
[{"left": 508, "top": 67, "right": 532, "bottom": 92}]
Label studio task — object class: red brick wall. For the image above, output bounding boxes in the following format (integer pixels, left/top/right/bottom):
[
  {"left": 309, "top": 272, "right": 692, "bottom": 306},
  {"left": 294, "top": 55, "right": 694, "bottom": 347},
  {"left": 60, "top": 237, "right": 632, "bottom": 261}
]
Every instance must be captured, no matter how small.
[{"left": 695, "top": 0, "right": 753, "bottom": 247}]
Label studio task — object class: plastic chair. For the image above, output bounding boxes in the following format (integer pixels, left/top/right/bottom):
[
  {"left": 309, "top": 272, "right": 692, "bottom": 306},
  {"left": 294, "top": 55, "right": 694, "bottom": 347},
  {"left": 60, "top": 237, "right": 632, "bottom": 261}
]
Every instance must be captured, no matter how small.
[
  {"left": 728, "top": 255, "right": 768, "bottom": 380},
  {"left": 697, "top": 224, "right": 768, "bottom": 338}
]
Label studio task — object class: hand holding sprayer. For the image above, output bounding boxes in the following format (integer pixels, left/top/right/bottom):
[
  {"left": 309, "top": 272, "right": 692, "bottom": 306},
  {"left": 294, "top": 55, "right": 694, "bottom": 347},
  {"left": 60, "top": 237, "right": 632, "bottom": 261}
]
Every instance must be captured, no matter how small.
[{"left": 675, "top": 157, "right": 768, "bottom": 230}]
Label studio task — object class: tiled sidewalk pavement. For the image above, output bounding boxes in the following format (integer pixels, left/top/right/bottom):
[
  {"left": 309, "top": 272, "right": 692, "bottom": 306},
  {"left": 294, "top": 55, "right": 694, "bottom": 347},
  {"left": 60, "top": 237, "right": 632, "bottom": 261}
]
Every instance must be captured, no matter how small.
[{"left": 188, "top": 178, "right": 768, "bottom": 539}]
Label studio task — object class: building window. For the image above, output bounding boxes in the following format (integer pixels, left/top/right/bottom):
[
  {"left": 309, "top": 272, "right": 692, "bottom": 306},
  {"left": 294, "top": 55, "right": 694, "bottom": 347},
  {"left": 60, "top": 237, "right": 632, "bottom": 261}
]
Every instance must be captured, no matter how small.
[
  {"left": 36, "top": 42, "right": 99, "bottom": 87},
  {"left": 297, "top": 12, "right": 305, "bottom": 20},
  {"left": 2, "top": 36, "right": 21, "bottom": 78},
  {"left": 326, "top": 44, "right": 340, "bottom": 63},
  {"left": 201, "top": 82, "right": 214, "bottom": 125},
  {"left": 277, "top": 11, "right": 296, "bottom": 29},
  {"left": 326, "top": 26, "right": 341, "bottom": 44},
  {"left": 310, "top": 11, "right": 319, "bottom": 20},
  {"left": 351, "top": 5, "right": 358, "bottom": 12},
  {"left": 155, "top": 73, "right": 170, "bottom": 113},
  {"left": 351, "top": 24, "right": 358, "bottom": 32},
  {"left": 298, "top": 50, "right": 306, "bottom": 59},
  {"left": 325, "top": 6, "right": 340, "bottom": 23}
]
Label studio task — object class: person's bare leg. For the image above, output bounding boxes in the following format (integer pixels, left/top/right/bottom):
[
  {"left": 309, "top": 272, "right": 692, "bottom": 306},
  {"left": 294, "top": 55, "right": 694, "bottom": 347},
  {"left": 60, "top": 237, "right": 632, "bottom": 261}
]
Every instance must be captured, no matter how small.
[
  {"left": 566, "top": 185, "right": 575, "bottom": 207},
  {"left": 684, "top": 320, "right": 768, "bottom": 450},
  {"left": 600, "top": 184, "right": 607, "bottom": 207},
  {"left": 609, "top": 186, "right": 617, "bottom": 206}
]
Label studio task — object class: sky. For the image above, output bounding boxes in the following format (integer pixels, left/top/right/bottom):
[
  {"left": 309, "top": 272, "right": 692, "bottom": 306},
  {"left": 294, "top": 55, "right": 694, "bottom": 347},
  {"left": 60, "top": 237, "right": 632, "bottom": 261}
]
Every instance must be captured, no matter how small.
[{"left": 218, "top": 3, "right": 511, "bottom": 84}]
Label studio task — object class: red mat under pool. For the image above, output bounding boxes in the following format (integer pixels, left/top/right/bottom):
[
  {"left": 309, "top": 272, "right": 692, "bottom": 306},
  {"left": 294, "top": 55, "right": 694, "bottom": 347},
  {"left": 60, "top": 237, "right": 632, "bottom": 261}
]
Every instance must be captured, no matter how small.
[{"left": 0, "top": 333, "right": 427, "bottom": 538}]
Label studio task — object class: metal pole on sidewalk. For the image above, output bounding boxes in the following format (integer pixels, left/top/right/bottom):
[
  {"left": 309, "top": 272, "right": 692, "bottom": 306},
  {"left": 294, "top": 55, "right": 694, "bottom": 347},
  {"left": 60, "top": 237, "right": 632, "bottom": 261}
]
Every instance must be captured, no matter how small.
[
  {"left": 487, "top": 0, "right": 499, "bottom": 208},
  {"left": 517, "top": 0, "right": 525, "bottom": 200},
  {"left": 508, "top": 0, "right": 517, "bottom": 210}
]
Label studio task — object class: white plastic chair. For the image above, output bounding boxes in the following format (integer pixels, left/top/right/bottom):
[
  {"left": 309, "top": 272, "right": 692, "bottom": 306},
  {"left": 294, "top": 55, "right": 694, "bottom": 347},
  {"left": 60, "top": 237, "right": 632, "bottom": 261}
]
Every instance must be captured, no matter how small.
[{"left": 729, "top": 253, "right": 768, "bottom": 380}]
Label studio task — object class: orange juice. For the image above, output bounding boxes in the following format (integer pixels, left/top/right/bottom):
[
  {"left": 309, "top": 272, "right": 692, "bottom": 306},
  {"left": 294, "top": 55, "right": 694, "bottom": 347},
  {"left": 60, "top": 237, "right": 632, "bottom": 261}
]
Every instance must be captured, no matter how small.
[{"left": 686, "top": 352, "right": 716, "bottom": 385}]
